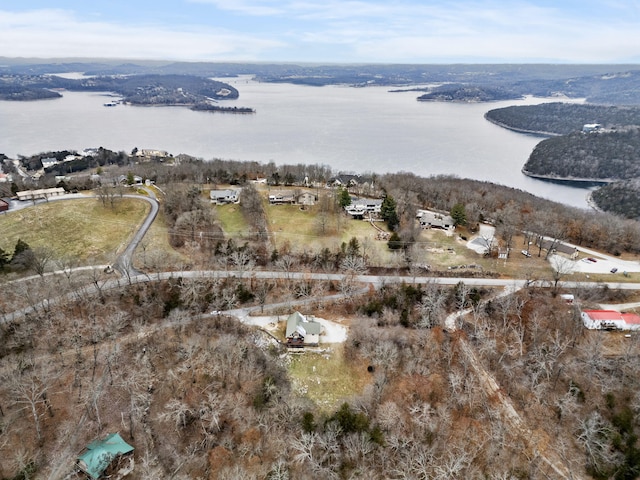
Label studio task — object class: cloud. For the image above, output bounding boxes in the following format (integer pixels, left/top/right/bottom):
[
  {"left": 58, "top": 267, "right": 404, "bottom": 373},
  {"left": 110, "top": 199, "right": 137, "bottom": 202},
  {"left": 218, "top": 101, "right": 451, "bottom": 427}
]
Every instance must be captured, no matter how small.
[
  {"left": 2, "top": 2, "right": 640, "bottom": 63},
  {"left": 0, "top": 9, "right": 283, "bottom": 61}
]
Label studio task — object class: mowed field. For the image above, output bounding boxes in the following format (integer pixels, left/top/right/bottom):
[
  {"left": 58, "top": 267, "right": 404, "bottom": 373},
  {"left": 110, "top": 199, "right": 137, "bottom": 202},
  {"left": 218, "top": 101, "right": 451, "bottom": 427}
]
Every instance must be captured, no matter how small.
[{"left": 0, "top": 197, "right": 150, "bottom": 265}]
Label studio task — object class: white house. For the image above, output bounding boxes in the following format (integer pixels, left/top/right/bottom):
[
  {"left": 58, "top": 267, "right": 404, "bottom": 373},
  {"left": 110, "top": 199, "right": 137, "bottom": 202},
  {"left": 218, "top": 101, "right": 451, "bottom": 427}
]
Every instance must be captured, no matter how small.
[
  {"left": 582, "top": 123, "right": 602, "bottom": 133},
  {"left": 210, "top": 189, "right": 240, "bottom": 204},
  {"left": 41, "top": 157, "right": 58, "bottom": 169},
  {"left": 581, "top": 310, "right": 640, "bottom": 331},
  {"left": 344, "top": 197, "right": 383, "bottom": 218}
]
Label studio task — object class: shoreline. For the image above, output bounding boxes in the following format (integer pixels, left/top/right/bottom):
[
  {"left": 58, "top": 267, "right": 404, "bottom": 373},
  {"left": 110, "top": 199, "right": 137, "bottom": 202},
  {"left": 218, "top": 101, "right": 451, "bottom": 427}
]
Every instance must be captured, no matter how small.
[
  {"left": 521, "top": 169, "right": 613, "bottom": 186},
  {"left": 483, "top": 114, "right": 561, "bottom": 138}
]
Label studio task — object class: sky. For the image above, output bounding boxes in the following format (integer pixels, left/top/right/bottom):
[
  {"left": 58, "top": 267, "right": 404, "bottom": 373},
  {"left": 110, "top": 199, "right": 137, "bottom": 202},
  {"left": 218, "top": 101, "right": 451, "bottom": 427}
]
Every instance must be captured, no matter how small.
[{"left": 2, "top": 1, "right": 640, "bottom": 64}]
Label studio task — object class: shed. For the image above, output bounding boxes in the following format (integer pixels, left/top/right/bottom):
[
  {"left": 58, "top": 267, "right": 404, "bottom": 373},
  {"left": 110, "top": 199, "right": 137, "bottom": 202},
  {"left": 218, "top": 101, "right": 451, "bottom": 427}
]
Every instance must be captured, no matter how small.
[
  {"left": 0, "top": 198, "right": 8, "bottom": 212},
  {"left": 77, "top": 433, "right": 134, "bottom": 479}
]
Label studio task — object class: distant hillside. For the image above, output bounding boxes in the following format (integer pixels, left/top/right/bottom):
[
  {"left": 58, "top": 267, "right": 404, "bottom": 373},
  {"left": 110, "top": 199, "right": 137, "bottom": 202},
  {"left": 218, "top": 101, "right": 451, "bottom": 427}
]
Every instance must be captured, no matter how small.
[
  {"left": 417, "top": 85, "right": 520, "bottom": 102},
  {"left": 0, "top": 74, "right": 239, "bottom": 104},
  {"left": 485, "top": 103, "right": 640, "bottom": 136},
  {"left": 3, "top": 60, "right": 640, "bottom": 103},
  {"left": 523, "top": 127, "right": 640, "bottom": 181},
  {"left": 591, "top": 179, "right": 640, "bottom": 219}
]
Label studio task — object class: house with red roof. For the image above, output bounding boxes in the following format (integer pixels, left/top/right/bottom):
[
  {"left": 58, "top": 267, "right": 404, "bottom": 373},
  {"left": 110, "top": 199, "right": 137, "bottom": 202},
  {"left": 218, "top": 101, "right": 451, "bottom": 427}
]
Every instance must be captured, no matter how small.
[{"left": 581, "top": 310, "right": 640, "bottom": 331}]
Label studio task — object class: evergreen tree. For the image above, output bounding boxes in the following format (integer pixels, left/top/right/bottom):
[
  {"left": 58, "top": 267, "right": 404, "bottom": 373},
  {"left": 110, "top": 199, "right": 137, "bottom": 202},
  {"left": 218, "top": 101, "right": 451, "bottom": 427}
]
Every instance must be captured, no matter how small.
[
  {"left": 450, "top": 202, "right": 467, "bottom": 226},
  {"left": 381, "top": 195, "right": 399, "bottom": 231},
  {"left": 337, "top": 187, "right": 351, "bottom": 208}
]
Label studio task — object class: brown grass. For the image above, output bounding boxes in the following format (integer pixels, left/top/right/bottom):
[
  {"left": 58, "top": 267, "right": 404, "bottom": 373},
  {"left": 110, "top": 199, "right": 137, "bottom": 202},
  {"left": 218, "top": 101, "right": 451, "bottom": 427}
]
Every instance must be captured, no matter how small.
[{"left": 0, "top": 197, "right": 149, "bottom": 265}]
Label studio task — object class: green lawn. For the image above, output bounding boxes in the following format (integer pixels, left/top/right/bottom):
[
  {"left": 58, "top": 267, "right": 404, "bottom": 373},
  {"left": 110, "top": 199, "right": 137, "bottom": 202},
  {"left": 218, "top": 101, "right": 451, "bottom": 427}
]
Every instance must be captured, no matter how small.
[
  {"left": 214, "top": 204, "right": 249, "bottom": 237},
  {"left": 0, "top": 197, "right": 149, "bottom": 265}
]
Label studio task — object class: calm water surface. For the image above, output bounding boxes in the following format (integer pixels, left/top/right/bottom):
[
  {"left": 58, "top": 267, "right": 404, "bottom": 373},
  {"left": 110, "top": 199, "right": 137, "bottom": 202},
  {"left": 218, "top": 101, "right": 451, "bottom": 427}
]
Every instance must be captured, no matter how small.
[{"left": 0, "top": 78, "right": 592, "bottom": 208}]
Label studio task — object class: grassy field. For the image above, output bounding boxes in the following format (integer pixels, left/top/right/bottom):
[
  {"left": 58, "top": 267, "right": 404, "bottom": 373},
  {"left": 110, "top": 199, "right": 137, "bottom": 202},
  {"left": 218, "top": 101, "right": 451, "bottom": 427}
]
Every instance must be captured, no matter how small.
[
  {"left": 288, "top": 345, "right": 372, "bottom": 411},
  {"left": 0, "top": 197, "right": 149, "bottom": 265},
  {"left": 215, "top": 204, "right": 250, "bottom": 237},
  {"left": 134, "top": 205, "right": 189, "bottom": 270}
]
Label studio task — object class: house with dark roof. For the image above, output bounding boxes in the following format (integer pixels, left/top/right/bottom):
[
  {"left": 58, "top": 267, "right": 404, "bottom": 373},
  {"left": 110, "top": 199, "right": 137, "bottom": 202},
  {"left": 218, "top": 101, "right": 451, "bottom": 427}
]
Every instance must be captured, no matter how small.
[
  {"left": 0, "top": 198, "right": 9, "bottom": 213},
  {"left": 416, "top": 210, "right": 455, "bottom": 230}
]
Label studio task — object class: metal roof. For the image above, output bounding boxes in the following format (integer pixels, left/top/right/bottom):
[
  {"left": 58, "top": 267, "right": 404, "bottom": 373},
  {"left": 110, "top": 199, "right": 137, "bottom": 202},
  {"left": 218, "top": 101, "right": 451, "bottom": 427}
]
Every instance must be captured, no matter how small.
[{"left": 77, "top": 433, "right": 134, "bottom": 479}]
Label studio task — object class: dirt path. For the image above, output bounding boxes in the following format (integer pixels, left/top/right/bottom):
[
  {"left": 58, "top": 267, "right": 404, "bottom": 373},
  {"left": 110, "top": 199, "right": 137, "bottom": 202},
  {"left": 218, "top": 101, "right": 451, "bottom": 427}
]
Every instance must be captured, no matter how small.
[{"left": 446, "top": 286, "right": 584, "bottom": 480}]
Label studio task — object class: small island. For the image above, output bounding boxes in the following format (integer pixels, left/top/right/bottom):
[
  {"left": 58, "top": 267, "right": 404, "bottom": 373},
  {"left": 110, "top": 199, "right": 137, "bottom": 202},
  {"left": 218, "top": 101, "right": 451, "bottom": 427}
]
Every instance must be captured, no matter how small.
[{"left": 190, "top": 103, "right": 255, "bottom": 114}]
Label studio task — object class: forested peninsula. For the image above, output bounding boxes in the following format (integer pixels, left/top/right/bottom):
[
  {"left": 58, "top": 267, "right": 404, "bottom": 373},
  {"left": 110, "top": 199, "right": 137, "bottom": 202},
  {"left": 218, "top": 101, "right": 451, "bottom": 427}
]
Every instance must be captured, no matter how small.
[
  {"left": 522, "top": 127, "right": 640, "bottom": 181},
  {"left": 0, "top": 74, "right": 240, "bottom": 106},
  {"left": 485, "top": 102, "right": 640, "bottom": 135}
]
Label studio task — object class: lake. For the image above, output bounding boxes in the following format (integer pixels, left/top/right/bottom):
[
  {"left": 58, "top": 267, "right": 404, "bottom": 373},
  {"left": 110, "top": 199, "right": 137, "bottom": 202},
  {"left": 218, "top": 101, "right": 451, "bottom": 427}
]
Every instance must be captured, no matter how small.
[{"left": 0, "top": 77, "right": 592, "bottom": 208}]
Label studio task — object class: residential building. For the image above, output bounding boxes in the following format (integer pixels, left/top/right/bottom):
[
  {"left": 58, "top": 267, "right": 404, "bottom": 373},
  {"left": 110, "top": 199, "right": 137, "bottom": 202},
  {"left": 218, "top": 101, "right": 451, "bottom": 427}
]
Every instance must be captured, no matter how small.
[
  {"left": 76, "top": 432, "right": 134, "bottom": 479},
  {"left": 16, "top": 187, "right": 65, "bottom": 201},
  {"left": 286, "top": 311, "right": 323, "bottom": 347},
  {"left": 416, "top": 210, "right": 455, "bottom": 230},
  {"left": 269, "top": 191, "right": 295, "bottom": 205},
  {"left": 210, "top": 189, "right": 240, "bottom": 204},
  {"left": 344, "top": 197, "right": 383, "bottom": 218},
  {"left": 581, "top": 310, "right": 640, "bottom": 331},
  {"left": 0, "top": 198, "right": 9, "bottom": 212},
  {"left": 41, "top": 157, "right": 58, "bottom": 169}
]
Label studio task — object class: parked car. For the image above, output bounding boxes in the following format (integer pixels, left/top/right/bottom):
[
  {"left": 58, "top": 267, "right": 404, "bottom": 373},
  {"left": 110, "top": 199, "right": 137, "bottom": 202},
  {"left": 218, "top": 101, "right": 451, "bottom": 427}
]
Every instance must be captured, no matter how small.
[
  {"left": 611, "top": 268, "right": 618, "bottom": 273},
  {"left": 586, "top": 257, "right": 597, "bottom": 263},
  {"left": 521, "top": 250, "right": 531, "bottom": 257}
]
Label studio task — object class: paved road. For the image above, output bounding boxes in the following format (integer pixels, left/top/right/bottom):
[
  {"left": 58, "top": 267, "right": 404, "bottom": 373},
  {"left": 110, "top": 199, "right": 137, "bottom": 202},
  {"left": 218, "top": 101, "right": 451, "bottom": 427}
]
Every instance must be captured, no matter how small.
[{"left": 111, "top": 194, "right": 159, "bottom": 277}]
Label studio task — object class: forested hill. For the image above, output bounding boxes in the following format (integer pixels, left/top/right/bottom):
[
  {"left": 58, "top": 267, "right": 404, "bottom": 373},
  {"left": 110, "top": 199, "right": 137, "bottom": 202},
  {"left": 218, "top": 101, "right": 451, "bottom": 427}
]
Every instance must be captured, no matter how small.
[
  {"left": 485, "top": 103, "right": 640, "bottom": 136},
  {"left": 591, "top": 179, "right": 640, "bottom": 219},
  {"left": 522, "top": 127, "right": 640, "bottom": 181},
  {"left": 417, "top": 85, "right": 521, "bottom": 102},
  {"left": 0, "top": 74, "right": 239, "bottom": 104}
]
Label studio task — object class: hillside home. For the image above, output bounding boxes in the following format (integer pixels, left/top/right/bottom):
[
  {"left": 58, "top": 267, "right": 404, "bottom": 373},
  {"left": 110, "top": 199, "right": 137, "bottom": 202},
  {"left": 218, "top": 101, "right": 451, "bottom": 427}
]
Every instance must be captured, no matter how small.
[
  {"left": 416, "top": 210, "right": 455, "bottom": 230},
  {"left": 286, "top": 312, "right": 323, "bottom": 347},
  {"left": 344, "top": 197, "right": 383, "bottom": 218},
  {"left": 581, "top": 310, "right": 640, "bottom": 331},
  {"left": 41, "top": 157, "right": 58, "bottom": 169},
  {"left": 210, "top": 189, "right": 240, "bottom": 204},
  {"left": 77, "top": 432, "right": 134, "bottom": 479},
  {"left": 0, "top": 198, "right": 9, "bottom": 212},
  {"left": 269, "top": 191, "right": 295, "bottom": 205},
  {"left": 582, "top": 123, "right": 602, "bottom": 133}
]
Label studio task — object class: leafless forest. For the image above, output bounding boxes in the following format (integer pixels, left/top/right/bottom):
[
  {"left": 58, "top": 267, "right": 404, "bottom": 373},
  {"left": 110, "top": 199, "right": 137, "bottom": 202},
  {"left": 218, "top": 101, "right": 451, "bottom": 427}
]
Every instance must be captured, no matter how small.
[{"left": 2, "top": 157, "right": 640, "bottom": 479}]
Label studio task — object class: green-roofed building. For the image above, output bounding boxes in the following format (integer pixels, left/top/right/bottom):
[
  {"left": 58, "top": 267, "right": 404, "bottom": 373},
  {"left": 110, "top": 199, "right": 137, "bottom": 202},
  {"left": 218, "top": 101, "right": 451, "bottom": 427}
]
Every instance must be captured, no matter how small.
[
  {"left": 286, "top": 311, "right": 322, "bottom": 347},
  {"left": 77, "top": 432, "right": 134, "bottom": 479}
]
